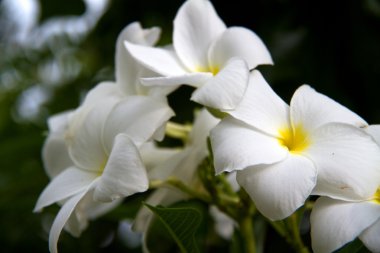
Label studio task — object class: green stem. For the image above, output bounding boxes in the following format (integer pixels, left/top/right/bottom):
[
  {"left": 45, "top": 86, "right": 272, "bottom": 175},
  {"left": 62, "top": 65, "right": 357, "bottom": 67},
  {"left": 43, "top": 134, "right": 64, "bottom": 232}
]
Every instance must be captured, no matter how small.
[
  {"left": 150, "top": 177, "right": 212, "bottom": 204},
  {"left": 165, "top": 121, "right": 192, "bottom": 141},
  {"left": 289, "top": 213, "right": 310, "bottom": 253},
  {"left": 239, "top": 215, "right": 256, "bottom": 253}
]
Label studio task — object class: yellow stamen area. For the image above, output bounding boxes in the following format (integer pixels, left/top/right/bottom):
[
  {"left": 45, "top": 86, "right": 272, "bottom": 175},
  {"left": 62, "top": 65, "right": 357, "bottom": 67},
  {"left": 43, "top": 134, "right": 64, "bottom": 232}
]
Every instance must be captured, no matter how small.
[
  {"left": 371, "top": 188, "right": 380, "bottom": 204},
  {"left": 278, "top": 124, "right": 310, "bottom": 153},
  {"left": 194, "top": 65, "right": 219, "bottom": 76},
  {"left": 97, "top": 159, "right": 107, "bottom": 176}
]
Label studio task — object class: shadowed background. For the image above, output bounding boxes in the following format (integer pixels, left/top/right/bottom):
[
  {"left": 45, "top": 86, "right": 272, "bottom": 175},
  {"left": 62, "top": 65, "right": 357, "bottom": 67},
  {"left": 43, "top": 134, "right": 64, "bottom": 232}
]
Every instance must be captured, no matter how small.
[{"left": 0, "top": 0, "right": 379, "bottom": 252}]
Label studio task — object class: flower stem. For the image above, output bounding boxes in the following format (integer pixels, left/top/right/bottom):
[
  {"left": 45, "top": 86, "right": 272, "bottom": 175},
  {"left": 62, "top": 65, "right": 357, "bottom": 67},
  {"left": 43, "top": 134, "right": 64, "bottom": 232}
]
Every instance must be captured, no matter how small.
[
  {"left": 288, "top": 213, "right": 310, "bottom": 253},
  {"left": 165, "top": 121, "right": 192, "bottom": 141},
  {"left": 239, "top": 215, "right": 256, "bottom": 253}
]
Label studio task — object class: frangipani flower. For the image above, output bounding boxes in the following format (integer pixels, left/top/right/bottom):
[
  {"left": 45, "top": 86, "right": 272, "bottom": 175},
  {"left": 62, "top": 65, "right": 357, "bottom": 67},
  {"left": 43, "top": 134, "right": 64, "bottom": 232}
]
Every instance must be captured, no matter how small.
[
  {"left": 35, "top": 85, "right": 174, "bottom": 253},
  {"left": 310, "top": 125, "right": 380, "bottom": 253},
  {"left": 210, "top": 70, "right": 380, "bottom": 220},
  {"left": 133, "top": 109, "right": 219, "bottom": 252},
  {"left": 125, "top": 0, "right": 272, "bottom": 110}
]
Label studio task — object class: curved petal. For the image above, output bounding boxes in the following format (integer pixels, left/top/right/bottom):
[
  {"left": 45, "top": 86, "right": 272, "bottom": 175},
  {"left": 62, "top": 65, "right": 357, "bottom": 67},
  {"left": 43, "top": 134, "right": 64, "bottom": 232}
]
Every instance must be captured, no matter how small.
[
  {"left": 173, "top": 0, "right": 226, "bottom": 71},
  {"left": 290, "top": 85, "right": 367, "bottom": 133},
  {"left": 191, "top": 58, "right": 250, "bottom": 110},
  {"left": 307, "top": 123, "right": 380, "bottom": 200},
  {"left": 141, "top": 72, "right": 212, "bottom": 88},
  {"left": 93, "top": 134, "right": 148, "bottom": 202},
  {"left": 360, "top": 218, "right": 380, "bottom": 253},
  {"left": 237, "top": 154, "right": 316, "bottom": 220},
  {"left": 34, "top": 167, "right": 97, "bottom": 212},
  {"left": 310, "top": 197, "right": 380, "bottom": 253},
  {"left": 210, "top": 117, "right": 288, "bottom": 174},
  {"left": 116, "top": 22, "right": 161, "bottom": 95},
  {"left": 102, "top": 96, "right": 174, "bottom": 152},
  {"left": 67, "top": 97, "right": 118, "bottom": 171},
  {"left": 47, "top": 110, "right": 72, "bottom": 134},
  {"left": 229, "top": 70, "right": 290, "bottom": 137},
  {"left": 124, "top": 41, "right": 187, "bottom": 76},
  {"left": 365, "top": 124, "right": 380, "bottom": 145},
  {"left": 42, "top": 135, "right": 73, "bottom": 178},
  {"left": 208, "top": 27, "right": 273, "bottom": 70},
  {"left": 80, "top": 82, "right": 122, "bottom": 108},
  {"left": 139, "top": 142, "right": 181, "bottom": 171},
  {"left": 49, "top": 189, "right": 89, "bottom": 253}
]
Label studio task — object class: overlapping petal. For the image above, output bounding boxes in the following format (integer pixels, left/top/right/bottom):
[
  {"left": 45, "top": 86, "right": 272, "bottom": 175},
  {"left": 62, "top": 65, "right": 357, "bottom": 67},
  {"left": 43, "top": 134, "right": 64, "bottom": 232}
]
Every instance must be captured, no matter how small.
[
  {"left": 237, "top": 154, "right": 316, "bottom": 220},
  {"left": 311, "top": 197, "right": 380, "bottom": 253},
  {"left": 102, "top": 96, "right": 174, "bottom": 151},
  {"left": 208, "top": 27, "right": 273, "bottom": 70},
  {"left": 173, "top": 0, "right": 226, "bottom": 71},
  {"left": 210, "top": 117, "right": 287, "bottom": 174},
  {"left": 191, "top": 58, "right": 249, "bottom": 110},
  {"left": 229, "top": 70, "right": 290, "bottom": 137},
  {"left": 365, "top": 124, "right": 380, "bottom": 144},
  {"left": 93, "top": 134, "right": 148, "bottom": 202},
  {"left": 360, "top": 219, "right": 380, "bottom": 252},
  {"left": 307, "top": 123, "right": 380, "bottom": 200},
  {"left": 290, "top": 85, "right": 367, "bottom": 133},
  {"left": 49, "top": 189, "right": 90, "bottom": 253},
  {"left": 34, "top": 167, "right": 97, "bottom": 212},
  {"left": 141, "top": 72, "right": 212, "bottom": 88},
  {"left": 125, "top": 41, "right": 187, "bottom": 76}
]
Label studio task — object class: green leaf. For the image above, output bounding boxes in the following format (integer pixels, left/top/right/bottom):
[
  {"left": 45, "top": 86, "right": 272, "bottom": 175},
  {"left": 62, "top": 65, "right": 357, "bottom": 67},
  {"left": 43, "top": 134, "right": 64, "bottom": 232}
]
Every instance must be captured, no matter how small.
[{"left": 145, "top": 202, "right": 204, "bottom": 253}]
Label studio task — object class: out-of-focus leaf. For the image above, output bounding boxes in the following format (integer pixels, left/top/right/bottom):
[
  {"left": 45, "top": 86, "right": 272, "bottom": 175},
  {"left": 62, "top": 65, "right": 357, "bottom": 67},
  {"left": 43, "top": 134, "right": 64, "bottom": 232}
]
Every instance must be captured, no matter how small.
[{"left": 335, "top": 238, "right": 370, "bottom": 253}]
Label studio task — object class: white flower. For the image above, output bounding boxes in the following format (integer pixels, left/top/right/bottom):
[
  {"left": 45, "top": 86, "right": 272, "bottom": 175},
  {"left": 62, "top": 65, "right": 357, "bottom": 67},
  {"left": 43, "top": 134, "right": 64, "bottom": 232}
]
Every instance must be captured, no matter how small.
[
  {"left": 133, "top": 109, "right": 219, "bottom": 252},
  {"left": 35, "top": 83, "right": 174, "bottom": 252},
  {"left": 310, "top": 125, "right": 380, "bottom": 253},
  {"left": 125, "top": 0, "right": 272, "bottom": 110},
  {"left": 210, "top": 70, "right": 380, "bottom": 220}
]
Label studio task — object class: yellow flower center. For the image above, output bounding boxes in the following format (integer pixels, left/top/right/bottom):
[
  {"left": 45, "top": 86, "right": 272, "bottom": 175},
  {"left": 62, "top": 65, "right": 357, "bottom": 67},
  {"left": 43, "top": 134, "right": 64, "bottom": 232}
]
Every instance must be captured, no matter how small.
[
  {"left": 278, "top": 124, "right": 310, "bottom": 153},
  {"left": 194, "top": 65, "right": 219, "bottom": 76},
  {"left": 371, "top": 188, "right": 380, "bottom": 204}
]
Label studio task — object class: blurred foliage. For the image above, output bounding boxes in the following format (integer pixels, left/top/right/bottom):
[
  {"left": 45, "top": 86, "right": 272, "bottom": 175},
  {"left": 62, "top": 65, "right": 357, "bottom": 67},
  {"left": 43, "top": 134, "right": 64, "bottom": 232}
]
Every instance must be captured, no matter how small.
[{"left": 0, "top": 0, "right": 379, "bottom": 252}]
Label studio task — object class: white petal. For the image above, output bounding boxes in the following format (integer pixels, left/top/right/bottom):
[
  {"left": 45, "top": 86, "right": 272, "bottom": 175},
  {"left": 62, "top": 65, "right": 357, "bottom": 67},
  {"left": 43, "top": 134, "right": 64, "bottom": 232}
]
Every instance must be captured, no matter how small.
[
  {"left": 208, "top": 27, "right": 273, "bottom": 70},
  {"left": 229, "top": 70, "right": 290, "bottom": 137},
  {"left": 119, "top": 22, "right": 161, "bottom": 46},
  {"left": 34, "top": 167, "right": 97, "bottom": 212},
  {"left": 308, "top": 123, "right": 380, "bottom": 200},
  {"left": 210, "top": 205, "right": 236, "bottom": 240},
  {"left": 47, "top": 111, "right": 72, "bottom": 134},
  {"left": 191, "top": 58, "right": 250, "bottom": 110},
  {"left": 237, "top": 154, "right": 316, "bottom": 220},
  {"left": 141, "top": 72, "right": 212, "bottom": 88},
  {"left": 80, "top": 82, "right": 122, "bottom": 108},
  {"left": 42, "top": 135, "right": 73, "bottom": 178},
  {"left": 115, "top": 22, "right": 161, "bottom": 95},
  {"left": 49, "top": 189, "right": 89, "bottom": 253},
  {"left": 173, "top": 0, "right": 226, "bottom": 71},
  {"left": 67, "top": 97, "right": 118, "bottom": 172},
  {"left": 189, "top": 108, "right": 219, "bottom": 146},
  {"left": 310, "top": 197, "right": 380, "bottom": 253},
  {"left": 139, "top": 142, "right": 180, "bottom": 171},
  {"left": 124, "top": 41, "right": 187, "bottom": 76},
  {"left": 290, "top": 85, "right": 367, "bottom": 133},
  {"left": 360, "top": 218, "right": 380, "bottom": 252},
  {"left": 210, "top": 117, "right": 288, "bottom": 174},
  {"left": 102, "top": 96, "right": 174, "bottom": 151},
  {"left": 93, "top": 134, "right": 148, "bottom": 202},
  {"left": 365, "top": 124, "right": 380, "bottom": 145}
]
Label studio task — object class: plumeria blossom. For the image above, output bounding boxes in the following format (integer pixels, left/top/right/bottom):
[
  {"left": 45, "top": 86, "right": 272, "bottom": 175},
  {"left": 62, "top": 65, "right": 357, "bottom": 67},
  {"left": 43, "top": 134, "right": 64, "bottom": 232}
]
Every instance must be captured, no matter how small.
[
  {"left": 35, "top": 87, "right": 174, "bottom": 252},
  {"left": 125, "top": 0, "right": 272, "bottom": 110},
  {"left": 210, "top": 70, "right": 380, "bottom": 220},
  {"left": 133, "top": 109, "right": 220, "bottom": 252},
  {"left": 310, "top": 125, "right": 380, "bottom": 253}
]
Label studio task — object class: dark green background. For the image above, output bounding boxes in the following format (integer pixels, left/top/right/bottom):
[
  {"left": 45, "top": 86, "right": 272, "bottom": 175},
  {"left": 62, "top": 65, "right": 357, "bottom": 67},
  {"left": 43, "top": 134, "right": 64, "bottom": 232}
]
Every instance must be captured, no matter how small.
[{"left": 0, "top": 0, "right": 379, "bottom": 252}]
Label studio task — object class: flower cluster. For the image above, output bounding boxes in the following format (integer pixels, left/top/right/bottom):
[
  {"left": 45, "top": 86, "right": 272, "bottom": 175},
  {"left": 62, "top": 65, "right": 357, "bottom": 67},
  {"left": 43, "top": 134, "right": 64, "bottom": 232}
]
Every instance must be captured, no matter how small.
[{"left": 35, "top": 0, "right": 380, "bottom": 252}]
